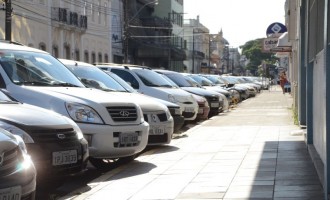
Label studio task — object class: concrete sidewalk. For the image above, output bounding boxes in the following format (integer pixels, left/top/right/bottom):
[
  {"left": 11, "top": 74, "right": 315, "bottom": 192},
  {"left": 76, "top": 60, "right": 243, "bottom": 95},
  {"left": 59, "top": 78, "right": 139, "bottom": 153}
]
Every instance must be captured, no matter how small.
[{"left": 62, "top": 86, "right": 324, "bottom": 200}]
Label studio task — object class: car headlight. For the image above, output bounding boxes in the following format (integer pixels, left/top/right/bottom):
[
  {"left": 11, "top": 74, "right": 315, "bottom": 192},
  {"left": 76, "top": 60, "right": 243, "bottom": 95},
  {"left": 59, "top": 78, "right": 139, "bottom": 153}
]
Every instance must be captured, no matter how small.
[
  {"left": 63, "top": 116, "right": 84, "bottom": 140},
  {"left": 0, "top": 121, "right": 34, "bottom": 144},
  {"left": 13, "top": 135, "right": 28, "bottom": 154},
  {"left": 66, "top": 102, "right": 104, "bottom": 124},
  {"left": 14, "top": 135, "right": 33, "bottom": 170},
  {"left": 168, "top": 107, "right": 182, "bottom": 115},
  {"left": 165, "top": 107, "right": 172, "bottom": 120},
  {"left": 168, "top": 94, "right": 176, "bottom": 103}
]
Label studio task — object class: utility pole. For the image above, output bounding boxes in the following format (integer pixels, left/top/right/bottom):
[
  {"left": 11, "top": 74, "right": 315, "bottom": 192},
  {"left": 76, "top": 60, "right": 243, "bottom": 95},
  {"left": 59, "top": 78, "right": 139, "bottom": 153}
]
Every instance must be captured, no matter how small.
[
  {"left": 123, "top": 0, "right": 129, "bottom": 63},
  {"left": 192, "top": 28, "right": 195, "bottom": 73},
  {"left": 208, "top": 34, "right": 211, "bottom": 67},
  {"left": 5, "top": 0, "right": 12, "bottom": 41}
]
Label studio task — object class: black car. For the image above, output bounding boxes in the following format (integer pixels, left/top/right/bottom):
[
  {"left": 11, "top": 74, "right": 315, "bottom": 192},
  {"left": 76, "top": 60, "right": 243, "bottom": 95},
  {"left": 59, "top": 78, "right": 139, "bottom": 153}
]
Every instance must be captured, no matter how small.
[
  {"left": 0, "top": 90, "right": 89, "bottom": 179},
  {"left": 0, "top": 128, "right": 36, "bottom": 200},
  {"left": 154, "top": 70, "right": 221, "bottom": 117}
]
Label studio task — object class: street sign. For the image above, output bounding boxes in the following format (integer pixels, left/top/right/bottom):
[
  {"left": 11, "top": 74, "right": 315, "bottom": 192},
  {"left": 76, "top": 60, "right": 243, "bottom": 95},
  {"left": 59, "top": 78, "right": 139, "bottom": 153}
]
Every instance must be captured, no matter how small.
[
  {"left": 266, "top": 22, "right": 287, "bottom": 37},
  {"left": 262, "top": 38, "right": 279, "bottom": 52}
]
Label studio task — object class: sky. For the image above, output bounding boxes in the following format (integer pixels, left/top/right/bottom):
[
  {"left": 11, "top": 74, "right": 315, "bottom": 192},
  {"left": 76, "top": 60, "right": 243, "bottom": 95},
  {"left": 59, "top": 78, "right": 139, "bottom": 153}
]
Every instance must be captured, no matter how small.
[{"left": 183, "top": 0, "right": 286, "bottom": 48}]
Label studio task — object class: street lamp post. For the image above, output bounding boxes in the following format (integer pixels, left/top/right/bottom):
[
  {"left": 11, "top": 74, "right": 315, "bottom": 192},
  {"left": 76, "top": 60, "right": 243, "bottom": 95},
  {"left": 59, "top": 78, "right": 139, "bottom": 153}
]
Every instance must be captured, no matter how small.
[{"left": 123, "top": 0, "right": 158, "bottom": 63}]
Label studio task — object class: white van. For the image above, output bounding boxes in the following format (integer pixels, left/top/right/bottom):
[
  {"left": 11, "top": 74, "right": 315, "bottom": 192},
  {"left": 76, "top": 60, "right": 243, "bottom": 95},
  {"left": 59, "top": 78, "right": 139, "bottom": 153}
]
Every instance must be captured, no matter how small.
[
  {"left": 95, "top": 64, "right": 199, "bottom": 122},
  {"left": 0, "top": 41, "right": 149, "bottom": 169},
  {"left": 59, "top": 59, "right": 174, "bottom": 146}
]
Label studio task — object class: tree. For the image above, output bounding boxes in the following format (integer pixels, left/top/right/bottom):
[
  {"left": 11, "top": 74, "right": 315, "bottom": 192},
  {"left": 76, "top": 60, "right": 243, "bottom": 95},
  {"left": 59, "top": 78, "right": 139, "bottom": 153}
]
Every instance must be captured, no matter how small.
[{"left": 240, "top": 39, "right": 278, "bottom": 76}]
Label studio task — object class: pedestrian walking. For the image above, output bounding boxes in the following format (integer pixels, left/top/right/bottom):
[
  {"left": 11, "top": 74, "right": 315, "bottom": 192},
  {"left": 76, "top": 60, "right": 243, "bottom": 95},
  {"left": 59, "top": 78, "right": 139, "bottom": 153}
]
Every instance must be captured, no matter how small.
[{"left": 279, "top": 71, "right": 287, "bottom": 94}]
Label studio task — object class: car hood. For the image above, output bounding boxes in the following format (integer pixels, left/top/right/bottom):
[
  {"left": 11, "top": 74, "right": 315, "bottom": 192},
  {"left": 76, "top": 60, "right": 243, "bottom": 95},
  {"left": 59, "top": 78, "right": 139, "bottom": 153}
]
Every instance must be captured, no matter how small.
[
  {"left": 34, "top": 87, "right": 131, "bottom": 103},
  {"left": 203, "top": 86, "right": 230, "bottom": 95},
  {"left": 0, "top": 104, "right": 72, "bottom": 127},
  {"left": 108, "top": 92, "right": 168, "bottom": 112},
  {"left": 181, "top": 87, "right": 219, "bottom": 97},
  {"left": 152, "top": 87, "right": 193, "bottom": 101}
]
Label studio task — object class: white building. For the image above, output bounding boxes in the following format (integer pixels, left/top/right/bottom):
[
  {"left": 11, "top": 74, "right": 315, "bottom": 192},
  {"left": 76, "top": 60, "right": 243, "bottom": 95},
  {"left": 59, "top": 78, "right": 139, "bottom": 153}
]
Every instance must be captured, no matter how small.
[{"left": 0, "top": 0, "right": 112, "bottom": 63}]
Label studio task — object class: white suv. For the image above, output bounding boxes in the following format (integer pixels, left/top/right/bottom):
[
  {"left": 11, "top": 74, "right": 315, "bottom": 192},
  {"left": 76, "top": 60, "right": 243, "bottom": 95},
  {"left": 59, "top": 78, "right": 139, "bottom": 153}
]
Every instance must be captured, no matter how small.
[
  {"left": 96, "top": 64, "right": 199, "bottom": 122},
  {"left": 0, "top": 41, "right": 149, "bottom": 169},
  {"left": 59, "top": 59, "right": 174, "bottom": 145}
]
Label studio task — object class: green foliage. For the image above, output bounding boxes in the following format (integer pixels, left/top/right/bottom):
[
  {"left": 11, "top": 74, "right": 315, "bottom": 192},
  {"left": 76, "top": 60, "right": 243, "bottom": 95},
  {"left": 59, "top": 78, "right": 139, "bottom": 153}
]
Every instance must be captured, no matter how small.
[{"left": 240, "top": 38, "right": 278, "bottom": 76}]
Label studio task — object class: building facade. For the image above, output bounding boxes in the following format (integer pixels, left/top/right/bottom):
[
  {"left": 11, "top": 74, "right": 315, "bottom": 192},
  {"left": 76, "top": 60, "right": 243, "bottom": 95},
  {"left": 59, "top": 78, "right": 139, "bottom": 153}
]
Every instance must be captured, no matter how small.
[
  {"left": 0, "top": 0, "right": 112, "bottom": 64},
  {"left": 285, "top": 0, "right": 330, "bottom": 198}
]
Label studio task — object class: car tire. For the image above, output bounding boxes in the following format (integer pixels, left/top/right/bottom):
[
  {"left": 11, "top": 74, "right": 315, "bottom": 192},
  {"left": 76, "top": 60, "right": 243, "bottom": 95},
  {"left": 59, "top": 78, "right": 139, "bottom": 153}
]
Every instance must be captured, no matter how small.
[{"left": 89, "top": 155, "right": 137, "bottom": 170}]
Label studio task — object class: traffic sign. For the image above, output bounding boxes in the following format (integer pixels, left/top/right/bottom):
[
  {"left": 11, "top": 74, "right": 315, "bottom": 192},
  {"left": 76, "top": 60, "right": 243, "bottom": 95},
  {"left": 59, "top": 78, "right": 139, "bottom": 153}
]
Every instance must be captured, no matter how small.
[{"left": 266, "top": 22, "right": 287, "bottom": 37}]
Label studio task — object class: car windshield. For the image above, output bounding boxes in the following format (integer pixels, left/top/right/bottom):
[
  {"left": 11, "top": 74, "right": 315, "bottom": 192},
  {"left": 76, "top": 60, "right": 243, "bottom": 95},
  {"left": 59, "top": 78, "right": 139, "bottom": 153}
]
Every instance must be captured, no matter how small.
[
  {"left": 188, "top": 74, "right": 214, "bottom": 86},
  {"left": 160, "top": 74, "right": 180, "bottom": 88},
  {"left": 65, "top": 64, "right": 127, "bottom": 92},
  {"left": 221, "top": 76, "right": 237, "bottom": 84},
  {"left": 0, "top": 50, "right": 84, "bottom": 87},
  {"left": 107, "top": 72, "right": 136, "bottom": 93},
  {"left": 163, "top": 73, "right": 198, "bottom": 87},
  {"left": 204, "top": 75, "right": 225, "bottom": 84},
  {"left": 133, "top": 68, "right": 174, "bottom": 87},
  {"left": 0, "top": 91, "right": 17, "bottom": 103}
]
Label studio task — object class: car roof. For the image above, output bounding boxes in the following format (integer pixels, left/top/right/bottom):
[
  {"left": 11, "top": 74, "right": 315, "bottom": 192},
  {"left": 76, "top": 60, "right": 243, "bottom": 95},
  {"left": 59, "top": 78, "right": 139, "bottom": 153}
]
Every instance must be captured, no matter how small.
[
  {"left": 153, "top": 69, "right": 178, "bottom": 75},
  {"left": 96, "top": 63, "right": 152, "bottom": 70},
  {"left": 0, "top": 41, "right": 48, "bottom": 54}
]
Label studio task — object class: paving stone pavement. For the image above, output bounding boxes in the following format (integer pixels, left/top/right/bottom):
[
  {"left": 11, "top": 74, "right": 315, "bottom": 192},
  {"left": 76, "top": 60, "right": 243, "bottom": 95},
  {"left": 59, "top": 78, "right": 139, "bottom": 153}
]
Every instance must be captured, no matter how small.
[{"left": 61, "top": 86, "right": 324, "bottom": 200}]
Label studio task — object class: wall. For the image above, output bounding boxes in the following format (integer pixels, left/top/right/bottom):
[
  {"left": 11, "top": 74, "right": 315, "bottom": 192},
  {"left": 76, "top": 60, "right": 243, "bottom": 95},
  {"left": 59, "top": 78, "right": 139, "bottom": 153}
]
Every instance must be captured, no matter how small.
[{"left": 313, "top": 50, "right": 327, "bottom": 163}]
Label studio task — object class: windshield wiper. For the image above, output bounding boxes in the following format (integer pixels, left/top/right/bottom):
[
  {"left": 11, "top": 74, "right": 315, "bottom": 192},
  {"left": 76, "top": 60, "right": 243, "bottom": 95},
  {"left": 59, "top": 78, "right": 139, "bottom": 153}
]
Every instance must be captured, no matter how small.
[
  {"left": 159, "top": 84, "right": 173, "bottom": 88},
  {"left": 0, "top": 100, "right": 18, "bottom": 104},
  {"left": 52, "top": 82, "right": 81, "bottom": 87},
  {"left": 100, "top": 88, "right": 116, "bottom": 92},
  {"left": 16, "top": 81, "right": 53, "bottom": 86}
]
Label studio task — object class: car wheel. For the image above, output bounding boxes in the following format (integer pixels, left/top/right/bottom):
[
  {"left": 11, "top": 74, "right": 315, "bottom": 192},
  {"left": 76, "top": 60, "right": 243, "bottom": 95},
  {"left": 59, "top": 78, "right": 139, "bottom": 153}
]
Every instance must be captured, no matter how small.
[
  {"left": 89, "top": 155, "right": 137, "bottom": 169},
  {"left": 89, "top": 157, "right": 117, "bottom": 170}
]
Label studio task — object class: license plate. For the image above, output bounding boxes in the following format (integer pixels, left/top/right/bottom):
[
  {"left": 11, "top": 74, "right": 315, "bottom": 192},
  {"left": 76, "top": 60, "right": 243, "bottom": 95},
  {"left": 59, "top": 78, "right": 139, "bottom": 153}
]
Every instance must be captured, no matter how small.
[
  {"left": 149, "top": 126, "right": 165, "bottom": 135},
  {"left": 52, "top": 150, "right": 78, "bottom": 166},
  {"left": 198, "top": 108, "right": 204, "bottom": 114},
  {"left": 184, "top": 107, "right": 195, "bottom": 112},
  {"left": 0, "top": 186, "right": 21, "bottom": 200},
  {"left": 211, "top": 102, "right": 219, "bottom": 108},
  {"left": 120, "top": 132, "right": 138, "bottom": 145}
]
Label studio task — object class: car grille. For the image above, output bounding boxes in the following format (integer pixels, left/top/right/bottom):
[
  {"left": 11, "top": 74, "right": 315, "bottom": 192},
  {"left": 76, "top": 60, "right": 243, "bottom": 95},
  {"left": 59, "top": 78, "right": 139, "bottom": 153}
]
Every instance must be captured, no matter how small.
[
  {"left": 205, "top": 96, "right": 219, "bottom": 102},
  {"left": 148, "top": 133, "right": 168, "bottom": 144},
  {"left": 182, "top": 112, "right": 196, "bottom": 118},
  {"left": 29, "top": 128, "right": 77, "bottom": 143},
  {"left": 0, "top": 147, "right": 21, "bottom": 177},
  {"left": 107, "top": 106, "right": 138, "bottom": 122},
  {"left": 143, "top": 113, "right": 168, "bottom": 122}
]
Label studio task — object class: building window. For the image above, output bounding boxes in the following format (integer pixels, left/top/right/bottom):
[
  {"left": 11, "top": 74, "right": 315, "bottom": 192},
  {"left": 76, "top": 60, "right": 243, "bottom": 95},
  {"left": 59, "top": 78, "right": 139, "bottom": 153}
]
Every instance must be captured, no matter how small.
[
  {"left": 52, "top": 45, "right": 59, "bottom": 58},
  {"left": 91, "top": 52, "right": 96, "bottom": 64},
  {"left": 75, "top": 50, "right": 80, "bottom": 61},
  {"left": 39, "top": 43, "right": 46, "bottom": 51},
  {"left": 104, "top": 54, "right": 109, "bottom": 63},
  {"left": 64, "top": 44, "right": 71, "bottom": 59},
  {"left": 84, "top": 51, "right": 89, "bottom": 63},
  {"left": 98, "top": 53, "right": 102, "bottom": 63}
]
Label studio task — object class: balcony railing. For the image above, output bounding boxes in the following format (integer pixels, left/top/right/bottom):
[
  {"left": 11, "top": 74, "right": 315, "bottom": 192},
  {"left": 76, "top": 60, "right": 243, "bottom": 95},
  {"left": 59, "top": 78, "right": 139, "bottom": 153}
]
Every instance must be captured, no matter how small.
[{"left": 51, "top": 7, "right": 87, "bottom": 31}]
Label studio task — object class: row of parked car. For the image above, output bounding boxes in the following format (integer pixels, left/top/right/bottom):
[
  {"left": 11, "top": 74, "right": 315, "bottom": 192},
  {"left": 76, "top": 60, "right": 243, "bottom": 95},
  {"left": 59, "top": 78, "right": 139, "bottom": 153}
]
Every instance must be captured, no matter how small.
[{"left": 0, "top": 40, "right": 265, "bottom": 200}]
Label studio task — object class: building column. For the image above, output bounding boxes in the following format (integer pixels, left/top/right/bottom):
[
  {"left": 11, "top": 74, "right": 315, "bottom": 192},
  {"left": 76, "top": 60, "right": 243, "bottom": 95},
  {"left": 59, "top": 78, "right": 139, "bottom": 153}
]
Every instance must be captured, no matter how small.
[{"left": 324, "top": 0, "right": 330, "bottom": 198}]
